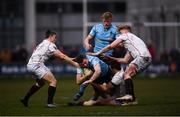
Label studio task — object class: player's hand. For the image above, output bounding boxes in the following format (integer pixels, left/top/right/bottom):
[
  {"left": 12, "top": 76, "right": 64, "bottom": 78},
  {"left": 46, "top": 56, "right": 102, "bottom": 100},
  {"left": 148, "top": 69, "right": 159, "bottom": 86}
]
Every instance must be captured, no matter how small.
[
  {"left": 83, "top": 79, "right": 92, "bottom": 85},
  {"left": 85, "top": 43, "right": 92, "bottom": 51},
  {"left": 86, "top": 52, "right": 99, "bottom": 56},
  {"left": 99, "top": 54, "right": 109, "bottom": 60}
]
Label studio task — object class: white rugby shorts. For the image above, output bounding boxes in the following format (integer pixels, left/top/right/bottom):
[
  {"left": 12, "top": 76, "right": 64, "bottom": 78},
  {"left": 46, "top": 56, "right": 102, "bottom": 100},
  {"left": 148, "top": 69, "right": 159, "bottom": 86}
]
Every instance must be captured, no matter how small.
[
  {"left": 27, "top": 63, "right": 50, "bottom": 79},
  {"left": 131, "top": 56, "right": 152, "bottom": 72}
]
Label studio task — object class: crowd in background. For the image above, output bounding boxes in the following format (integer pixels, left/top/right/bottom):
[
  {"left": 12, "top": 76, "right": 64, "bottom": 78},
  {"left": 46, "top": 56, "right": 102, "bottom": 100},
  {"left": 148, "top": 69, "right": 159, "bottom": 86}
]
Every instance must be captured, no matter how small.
[
  {"left": 0, "top": 45, "right": 28, "bottom": 64},
  {"left": 0, "top": 45, "right": 80, "bottom": 64},
  {"left": 0, "top": 43, "right": 180, "bottom": 71}
]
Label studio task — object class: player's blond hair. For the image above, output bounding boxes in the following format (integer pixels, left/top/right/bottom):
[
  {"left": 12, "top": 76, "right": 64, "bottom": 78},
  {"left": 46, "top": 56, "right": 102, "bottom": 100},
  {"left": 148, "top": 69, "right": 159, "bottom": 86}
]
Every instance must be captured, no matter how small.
[
  {"left": 118, "top": 25, "right": 132, "bottom": 32},
  {"left": 101, "top": 12, "right": 113, "bottom": 20}
]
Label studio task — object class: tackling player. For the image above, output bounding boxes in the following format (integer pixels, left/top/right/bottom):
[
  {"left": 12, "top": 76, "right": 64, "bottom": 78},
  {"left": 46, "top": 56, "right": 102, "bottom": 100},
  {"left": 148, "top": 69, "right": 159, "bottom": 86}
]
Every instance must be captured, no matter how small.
[
  {"left": 20, "top": 30, "right": 79, "bottom": 108},
  {"left": 88, "top": 25, "right": 152, "bottom": 102}
]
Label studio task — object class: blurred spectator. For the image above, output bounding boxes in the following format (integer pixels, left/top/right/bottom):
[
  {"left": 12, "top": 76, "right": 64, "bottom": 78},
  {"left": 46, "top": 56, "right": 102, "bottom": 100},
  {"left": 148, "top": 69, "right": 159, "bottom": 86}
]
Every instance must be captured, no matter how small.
[
  {"left": 169, "top": 48, "right": 180, "bottom": 62},
  {"left": 0, "top": 48, "right": 12, "bottom": 64},
  {"left": 11, "top": 45, "right": 20, "bottom": 62},
  {"left": 147, "top": 43, "right": 157, "bottom": 62},
  {"left": 18, "top": 45, "right": 28, "bottom": 63},
  {"left": 69, "top": 46, "right": 79, "bottom": 58},
  {"left": 170, "top": 61, "right": 177, "bottom": 73},
  {"left": 160, "top": 50, "right": 169, "bottom": 64},
  {"left": 169, "top": 48, "right": 180, "bottom": 73},
  {"left": 11, "top": 45, "right": 28, "bottom": 63}
]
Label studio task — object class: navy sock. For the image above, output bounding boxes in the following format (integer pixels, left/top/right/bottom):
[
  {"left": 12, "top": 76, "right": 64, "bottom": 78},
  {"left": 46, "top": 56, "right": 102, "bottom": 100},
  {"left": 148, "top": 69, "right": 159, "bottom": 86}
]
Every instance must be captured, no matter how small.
[
  {"left": 24, "top": 84, "right": 41, "bottom": 101},
  {"left": 47, "top": 86, "right": 56, "bottom": 104},
  {"left": 125, "top": 79, "right": 136, "bottom": 100},
  {"left": 79, "top": 84, "right": 88, "bottom": 94}
]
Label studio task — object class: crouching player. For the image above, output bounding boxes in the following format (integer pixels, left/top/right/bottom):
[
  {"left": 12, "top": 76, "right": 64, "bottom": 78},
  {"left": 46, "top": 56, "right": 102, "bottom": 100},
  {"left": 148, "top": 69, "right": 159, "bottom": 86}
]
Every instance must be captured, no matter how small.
[
  {"left": 70, "top": 54, "right": 130, "bottom": 106},
  {"left": 70, "top": 54, "right": 112, "bottom": 105},
  {"left": 72, "top": 67, "right": 93, "bottom": 101}
]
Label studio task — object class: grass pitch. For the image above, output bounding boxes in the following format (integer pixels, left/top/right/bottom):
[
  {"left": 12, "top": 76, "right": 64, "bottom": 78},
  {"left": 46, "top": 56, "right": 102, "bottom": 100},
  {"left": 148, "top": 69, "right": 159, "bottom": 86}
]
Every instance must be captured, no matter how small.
[{"left": 0, "top": 75, "right": 180, "bottom": 116}]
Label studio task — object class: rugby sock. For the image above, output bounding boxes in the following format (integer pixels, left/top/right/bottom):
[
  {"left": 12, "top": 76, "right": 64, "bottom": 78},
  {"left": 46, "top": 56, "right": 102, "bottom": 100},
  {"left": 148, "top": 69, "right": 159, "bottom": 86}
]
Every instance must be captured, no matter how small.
[
  {"left": 73, "top": 84, "right": 88, "bottom": 101},
  {"left": 79, "top": 84, "right": 88, "bottom": 95},
  {"left": 47, "top": 86, "right": 56, "bottom": 104},
  {"left": 125, "top": 78, "right": 136, "bottom": 100},
  {"left": 23, "top": 84, "right": 41, "bottom": 101}
]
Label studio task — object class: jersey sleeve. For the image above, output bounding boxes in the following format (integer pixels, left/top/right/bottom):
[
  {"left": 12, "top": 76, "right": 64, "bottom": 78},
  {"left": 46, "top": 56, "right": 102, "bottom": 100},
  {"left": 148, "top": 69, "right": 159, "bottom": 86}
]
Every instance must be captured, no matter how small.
[
  {"left": 89, "top": 25, "right": 96, "bottom": 37},
  {"left": 117, "top": 33, "right": 128, "bottom": 41},
  {"left": 91, "top": 57, "right": 100, "bottom": 67},
  {"left": 113, "top": 26, "right": 120, "bottom": 40},
  {"left": 77, "top": 68, "right": 83, "bottom": 74},
  {"left": 49, "top": 43, "right": 58, "bottom": 52}
]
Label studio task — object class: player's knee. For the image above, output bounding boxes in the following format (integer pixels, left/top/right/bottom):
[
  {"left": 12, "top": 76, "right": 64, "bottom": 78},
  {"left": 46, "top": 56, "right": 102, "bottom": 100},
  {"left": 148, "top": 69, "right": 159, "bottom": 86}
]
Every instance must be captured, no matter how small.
[
  {"left": 49, "top": 78, "right": 57, "bottom": 86},
  {"left": 52, "top": 79, "right": 57, "bottom": 86}
]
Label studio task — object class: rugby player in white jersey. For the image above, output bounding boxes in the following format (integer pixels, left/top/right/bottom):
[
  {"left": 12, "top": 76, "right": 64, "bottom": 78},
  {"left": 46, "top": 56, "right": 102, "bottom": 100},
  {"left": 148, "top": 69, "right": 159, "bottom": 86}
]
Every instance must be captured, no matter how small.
[
  {"left": 20, "top": 30, "right": 79, "bottom": 108},
  {"left": 88, "top": 25, "right": 152, "bottom": 102}
]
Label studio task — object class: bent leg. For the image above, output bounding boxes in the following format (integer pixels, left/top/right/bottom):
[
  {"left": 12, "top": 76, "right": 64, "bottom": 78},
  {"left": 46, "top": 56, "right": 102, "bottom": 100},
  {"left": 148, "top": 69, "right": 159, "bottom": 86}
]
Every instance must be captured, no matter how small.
[
  {"left": 21, "top": 79, "right": 45, "bottom": 107},
  {"left": 124, "top": 64, "right": 137, "bottom": 101},
  {"left": 42, "top": 71, "right": 57, "bottom": 105}
]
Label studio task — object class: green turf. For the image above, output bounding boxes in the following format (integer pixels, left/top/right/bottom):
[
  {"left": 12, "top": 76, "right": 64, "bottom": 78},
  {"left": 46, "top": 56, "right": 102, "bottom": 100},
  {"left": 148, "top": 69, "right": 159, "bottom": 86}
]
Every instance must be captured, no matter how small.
[{"left": 0, "top": 75, "right": 180, "bottom": 116}]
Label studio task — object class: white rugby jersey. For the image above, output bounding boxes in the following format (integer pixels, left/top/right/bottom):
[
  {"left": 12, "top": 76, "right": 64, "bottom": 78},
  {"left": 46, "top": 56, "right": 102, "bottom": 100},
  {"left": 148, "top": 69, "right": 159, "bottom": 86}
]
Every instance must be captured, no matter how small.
[
  {"left": 28, "top": 39, "right": 57, "bottom": 64},
  {"left": 117, "top": 32, "right": 151, "bottom": 58},
  {"left": 77, "top": 68, "right": 83, "bottom": 74}
]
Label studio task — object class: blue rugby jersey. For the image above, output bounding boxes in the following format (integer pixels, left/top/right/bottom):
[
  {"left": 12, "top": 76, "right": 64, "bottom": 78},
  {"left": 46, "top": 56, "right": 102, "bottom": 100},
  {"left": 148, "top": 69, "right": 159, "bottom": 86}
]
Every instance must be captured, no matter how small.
[
  {"left": 86, "top": 55, "right": 108, "bottom": 76},
  {"left": 89, "top": 23, "right": 119, "bottom": 56}
]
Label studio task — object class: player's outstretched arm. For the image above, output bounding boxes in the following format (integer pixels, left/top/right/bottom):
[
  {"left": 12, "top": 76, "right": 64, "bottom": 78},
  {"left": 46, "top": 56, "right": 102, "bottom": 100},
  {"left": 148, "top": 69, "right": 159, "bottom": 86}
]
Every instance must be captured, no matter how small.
[
  {"left": 83, "top": 64, "right": 101, "bottom": 84},
  {"left": 53, "top": 50, "right": 79, "bottom": 68},
  {"left": 84, "top": 35, "right": 93, "bottom": 51},
  {"left": 86, "top": 44, "right": 113, "bottom": 56},
  {"left": 76, "top": 69, "right": 93, "bottom": 85},
  {"left": 94, "top": 38, "right": 124, "bottom": 56},
  {"left": 116, "top": 52, "right": 132, "bottom": 64},
  {"left": 100, "top": 54, "right": 120, "bottom": 63}
]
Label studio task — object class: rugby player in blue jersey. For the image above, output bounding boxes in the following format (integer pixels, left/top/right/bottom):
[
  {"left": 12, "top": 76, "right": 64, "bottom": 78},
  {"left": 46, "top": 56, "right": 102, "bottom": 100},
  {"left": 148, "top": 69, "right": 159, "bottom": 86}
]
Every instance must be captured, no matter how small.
[
  {"left": 84, "top": 12, "right": 119, "bottom": 56},
  {"left": 75, "top": 12, "right": 120, "bottom": 101},
  {"left": 72, "top": 54, "right": 112, "bottom": 105}
]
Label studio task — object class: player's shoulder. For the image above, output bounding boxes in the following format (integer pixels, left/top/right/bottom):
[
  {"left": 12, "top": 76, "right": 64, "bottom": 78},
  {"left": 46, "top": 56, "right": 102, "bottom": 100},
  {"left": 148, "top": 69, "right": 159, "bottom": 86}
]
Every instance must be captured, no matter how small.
[
  {"left": 42, "top": 39, "right": 51, "bottom": 45},
  {"left": 110, "top": 24, "right": 118, "bottom": 33},
  {"left": 93, "top": 23, "right": 103, "bottom": 29},
  {"left": 44, "top": 39, "right": 57, "bottom": 49},
  {"left": 95, "top": 23, "right": 103, "bottom": 26},
  {"left": 111, "top": 24, "right": 118, "bottom": 29},
  {"left": 86, "top": 55, "right": 94, "bottom": 59},
  {"left": 87, "top": 55, "right": 99, "bottom": 61}
]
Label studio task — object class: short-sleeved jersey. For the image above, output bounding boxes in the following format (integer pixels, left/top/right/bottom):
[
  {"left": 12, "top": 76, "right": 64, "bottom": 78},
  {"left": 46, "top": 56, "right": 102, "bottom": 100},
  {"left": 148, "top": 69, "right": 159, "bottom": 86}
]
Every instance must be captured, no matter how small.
[
  {"left": 117, "top": 32, "right": 151, "bottom": 58},
  {"left": 89, "top": 23, "right": 119, "bottom": 56},
  {"left": 77, "top": 68, "right": 83, "bottom": 74},
  {"left": 86, "top": 55, "right": 109, "bottom": 76},
  {"left": 28, "top": 39, "right": 57, "bottom": 64}
]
